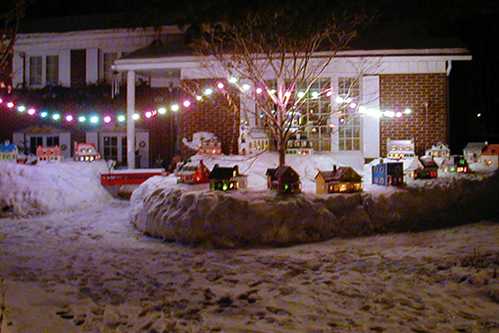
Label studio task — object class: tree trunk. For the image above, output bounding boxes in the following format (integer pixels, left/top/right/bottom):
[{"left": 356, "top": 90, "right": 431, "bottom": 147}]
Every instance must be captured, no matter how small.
[{"left": 277, "top": 136, "right": 286, "bottom": 166}]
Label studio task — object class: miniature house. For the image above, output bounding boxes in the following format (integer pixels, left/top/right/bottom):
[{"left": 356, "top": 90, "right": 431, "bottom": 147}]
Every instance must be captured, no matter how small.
[
  {"left": 198, "top": 140, "right": 222, "bottom": 155},
  {"left": 315, "top": 165, "right": 362, "bottom": 194},
  {"left": 372, "top": 162, "right": 404, "bottom": 186},
  {"left": 480, "top": 144, "right": 499, "bottom": 167},
  {"left": 463, "top": 142, "right": 487, "bottom": 163},
  {"left": 239, "top": 127, "right": 270, "bottom": 155},
  {"left": 414, "top": 156, "right": 439, "bottom": 179},
  {"left": 176, "top": 159, "right": 211, "bottom": 184},
  {"left": 425, "top": 142, "right": 450, "bottom": 158},
  {"left": 36, "top": 145, "right": 64, "bottom": 163},
  {"left": 74, "top": 143, "right": 101, "bottom": 162},
  {"left": 209, "top": 164, "right": 248, "bottom": 191},
  {"left": 386, "top": 139, "right": 416, "bottom": 160},
  {"left": 286, "top": 133, "right": 314, "bottom": 155},
  {"left": 386, "top": 139, "right": 421, "bottom": 178},
  {"left": 266, "top": 165, "right": 302, "bottom": 193},
  {"left": 440, "top": 155, "right": 469, "bottom": 173},
  {"left": 0, "top": 140, "right": 19, "bottom": 162}
]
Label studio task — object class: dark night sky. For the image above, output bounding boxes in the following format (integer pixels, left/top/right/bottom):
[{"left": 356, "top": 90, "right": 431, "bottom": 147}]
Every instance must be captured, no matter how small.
[{"left": 20, "top": 0, "right": 499, "bottom": 150}]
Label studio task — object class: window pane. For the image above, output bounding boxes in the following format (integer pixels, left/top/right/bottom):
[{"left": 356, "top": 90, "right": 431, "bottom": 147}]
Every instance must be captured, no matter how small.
[
  {"left": 338, "top": 77, "right": 361, "bottom": 151},
  {"left": 29, "top": 56, "right": 42, "bottom": 86},
  {"left": 46, "top": 55, "right": 59, "bottom": 86}
]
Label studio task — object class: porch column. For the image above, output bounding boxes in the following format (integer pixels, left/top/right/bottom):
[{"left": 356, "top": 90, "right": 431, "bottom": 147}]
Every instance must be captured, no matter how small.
[{"left": 126, "top": 70, "right": 136, "bottom": 169}]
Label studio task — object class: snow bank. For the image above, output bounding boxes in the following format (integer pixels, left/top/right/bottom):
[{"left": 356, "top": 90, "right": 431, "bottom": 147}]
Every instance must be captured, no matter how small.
[
  {"left": 130, "top": 170, "right": 499, "bottom": 248},
  {"left": 0, "top": 161, "right": 114, "bottom": 215}
]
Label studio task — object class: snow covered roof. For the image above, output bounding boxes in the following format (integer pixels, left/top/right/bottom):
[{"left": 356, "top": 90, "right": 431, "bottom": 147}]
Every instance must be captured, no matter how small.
[
  {"left": 0, "top": 142, "right": 17, "bottom": 152},
  {"left": 464, "top": 142, "right": 487, "bottom": 151}
]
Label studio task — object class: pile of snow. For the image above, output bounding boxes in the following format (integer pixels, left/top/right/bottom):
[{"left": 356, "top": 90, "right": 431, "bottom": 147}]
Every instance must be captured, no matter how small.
[
  {"left": 130, "top": 152, "right": 499, "bottom": 248},
  {"left": 0, "top": 160, "right": 114, "bottom": 215}
]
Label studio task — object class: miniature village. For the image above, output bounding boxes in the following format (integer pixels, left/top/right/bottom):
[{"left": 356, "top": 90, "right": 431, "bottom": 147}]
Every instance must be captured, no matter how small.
[{"left": 2, "top": 131, "right": 498, "bottom": 196}]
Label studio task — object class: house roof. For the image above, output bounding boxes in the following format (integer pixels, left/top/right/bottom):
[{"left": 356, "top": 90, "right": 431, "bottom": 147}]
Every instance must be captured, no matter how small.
[
  {"left": 482, "top": 144, "right": 499, "bottom": 155},
  {"left": 267, "top": 165, "right": 300, "bottom": 181},
  {"left": 316, "top": 167, "right": 361, "bottom": 182},
  {"left": 121, "top": 39, "right": 195, "bottom": 59},
  {"left": 464, "top": 142, "right": 487, "bottom": 150},
  {"left": 0, "top": 142, "right": 17, "bottom": 152},
  {"left": 18, "top": 13, "right": 470, "bottom": 57},
  {"left": 209, "top": 164, "right": 240, "bottom": 179},
  {"left": 19, "top": 13, "right": 136, "bottom": 34}
]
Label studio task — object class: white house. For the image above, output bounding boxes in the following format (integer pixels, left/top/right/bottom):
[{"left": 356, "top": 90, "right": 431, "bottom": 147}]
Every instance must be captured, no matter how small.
[{"left": 5, "top": 14, "right": 472, "bottom": 168}]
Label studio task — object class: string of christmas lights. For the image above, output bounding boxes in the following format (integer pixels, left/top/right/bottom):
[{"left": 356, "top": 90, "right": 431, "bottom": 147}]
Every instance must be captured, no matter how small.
[{"left": 0, "top": 79, "right": 412, "bottom": 126}]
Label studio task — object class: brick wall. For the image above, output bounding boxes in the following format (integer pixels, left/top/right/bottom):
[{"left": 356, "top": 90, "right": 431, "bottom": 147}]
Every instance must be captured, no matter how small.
[
  {"left": 379, "top": 74, "right": 448, "bottom": 157},
  {"left": 178, "top": 93, "right": 240, "bottom": 158}
]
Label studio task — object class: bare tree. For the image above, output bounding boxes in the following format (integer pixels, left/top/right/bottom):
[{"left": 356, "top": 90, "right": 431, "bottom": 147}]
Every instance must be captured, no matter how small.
[
  {"left": 1, "top": 0, "right": 29, "bottom": 91},
  {"left": 189, "top": 9, "right": 370, "bottom": 165}
]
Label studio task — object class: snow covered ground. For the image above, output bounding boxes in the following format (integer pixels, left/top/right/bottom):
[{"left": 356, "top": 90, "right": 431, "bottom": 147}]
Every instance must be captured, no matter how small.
[{"left": 1, "top": 154, "right": 499, "bottom": 332}]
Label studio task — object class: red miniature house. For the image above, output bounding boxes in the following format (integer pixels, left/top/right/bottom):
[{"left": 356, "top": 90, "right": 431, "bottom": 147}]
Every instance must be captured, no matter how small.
[
  {"left": 74, "top": 143, "right": 101, "bottom": 162},
  {"left": 36, "top": 145, "right": 64, "bottom": 163},
  {"left": 266, "top": 165, "right": 302, "bottom": 193},
  {"left": 481, "top": 144, "right": 499, "bottom": 167},
  {"left": 198, "top": 140, "right": 222, "bottom": 155},
  {"left": 176, "top": 159, "right": 211, "bottom": 184}
]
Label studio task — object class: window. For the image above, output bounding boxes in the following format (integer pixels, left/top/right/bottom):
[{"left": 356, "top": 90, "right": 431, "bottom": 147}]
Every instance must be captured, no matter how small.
[
  {"left": 29, "top": 56, "right": 42, "bottom": 86},
  {"left": 297, "top": 79, "right": 332, "bottom": 151},
  {"left": 29, "top": 136, "right": 43, "bottom": 155},
  {"left": 266, "top": 78, "right": 332, "bottom": 151},
  {"left": 103, "top": 136, "right": 118, "bottom": 161},
  {"left": 338, "top": 77, "right": 361, "bottom": 151},
  {"left": 46, "top": 55, "right": 59, "bottom": 86},
  {"left": 46, "top": 136, "right": 59, "bottom": 147},
  {"left": 103, "top": 52, "right": 118, "bottom": 83}
]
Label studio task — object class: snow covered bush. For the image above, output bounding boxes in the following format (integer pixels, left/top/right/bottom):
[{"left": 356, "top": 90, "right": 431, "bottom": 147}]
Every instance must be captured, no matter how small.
[
  {"left": 0, "top": 161, "right": 113, "bottom": 215},
  {"left": 130, "top": 171, "right": 499, "bottom": 248}
]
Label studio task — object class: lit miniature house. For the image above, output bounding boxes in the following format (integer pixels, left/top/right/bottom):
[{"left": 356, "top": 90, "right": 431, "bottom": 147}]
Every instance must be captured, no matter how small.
[
  {"left": 386, "top": 139, "right": 416, "bottom": 160},
  {"left": 239, "top": 127, "right": 270, "bottom": 155},
  {"left": 209, "top": 164, "right": 248, "bottom": 191},
  {"left": 74, "top": 143, "right": 101, "bottom": 162},
  {"left": 198, "top": 140, "right": 222, "bottom": 155},
  {"left": 386, "top": 139, "right": 421, "bottom": 178},
  {"left": 463, "top": 142, "right": 487, "bottom": 163},
  {"left": 425, "top": 142, "right": 450, "bottom": 158},
  {"left": 372, "top": 162, "right": 404, "bottom": 186},
  {"left": 315, "top": 165, "right": 362, "bottom": 194},
  {"left": 0, "top": 140, "right": 19, "bottom": 162},
  {"left": 36, "top": 145, "right": 64, "bottom": 163},
  {"left": 480, "top": 144, "right": 499, "bottom": 167},
  {"left": 440, "top": 155, "right": 469, "bottom": 173},
  {"left": 176, "top": 159, "right": 211, "bottom": 184},
  {"left": 286, "top": 133, "right": 314, "bottom": 155},
  {"left": 266, "top": 165, "right": 302, "bottom": 193},
  {"left": 414, "top": 156, "right": 439, "bottom": 179}
]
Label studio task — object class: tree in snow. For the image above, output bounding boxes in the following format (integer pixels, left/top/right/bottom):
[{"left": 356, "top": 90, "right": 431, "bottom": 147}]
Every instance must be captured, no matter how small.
[
  {"left": 0, "top": 0, "right": 28, "bottom": 91},
  {"left": 187, "top": 6, "right": 371, "bottom": 165}
]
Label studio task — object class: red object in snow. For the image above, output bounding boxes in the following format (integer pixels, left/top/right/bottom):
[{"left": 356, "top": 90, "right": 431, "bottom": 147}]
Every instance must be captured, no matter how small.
[{"left": 101, "top": 169, "right": 167, "bottom": 186}]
